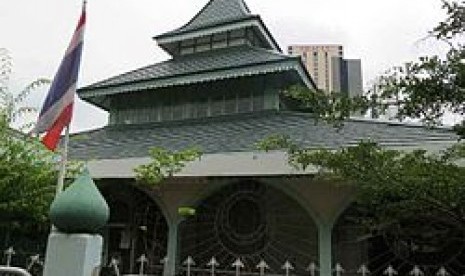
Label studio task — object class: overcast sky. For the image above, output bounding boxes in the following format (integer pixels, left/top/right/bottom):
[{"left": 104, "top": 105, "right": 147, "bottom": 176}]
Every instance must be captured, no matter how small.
[{"left": 0, "top": 0, "right": 455, "bottom": 132}]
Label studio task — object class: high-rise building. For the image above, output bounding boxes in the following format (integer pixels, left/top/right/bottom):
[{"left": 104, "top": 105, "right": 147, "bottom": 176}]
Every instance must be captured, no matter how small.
[
  {"left": 288, "top": 44, "right": 363, "bottom": 97},
  {"left": 333, "top": 57, "right": 363, "bottom": 98},
  {"left": 288, "top": 44, "right": 343, "bottom": 92}
]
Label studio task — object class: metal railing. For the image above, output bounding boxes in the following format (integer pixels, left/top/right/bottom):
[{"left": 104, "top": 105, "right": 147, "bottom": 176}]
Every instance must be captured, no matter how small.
[
  {"left": 2, "top": 247, "right": 42, "bottom": 276},
  {"left": 0, "top": 266, "right": 32, "bottom": 276}
]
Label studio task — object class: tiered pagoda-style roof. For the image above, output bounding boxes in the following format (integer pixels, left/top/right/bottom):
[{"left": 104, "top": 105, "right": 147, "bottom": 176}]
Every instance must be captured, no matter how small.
[
  {"left": 73, "top": 0, "right": 457, "bottom": 163},
  {"left": 79, "top": 45, "right": 312, "bottom": 109},
  {"left": 78, "top": 0, "right": 313, "bottom": 109},
  {"left": 158, "top": 0, "right": 254, "bottom": 36},
  {"left": 154, "top": 0, "right": 281, "bottom": 54}
]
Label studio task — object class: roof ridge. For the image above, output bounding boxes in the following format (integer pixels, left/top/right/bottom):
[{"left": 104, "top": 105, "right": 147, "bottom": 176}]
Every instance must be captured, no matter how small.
[
  {"left": 279, "top": 110, "right": 456, "bottom": 132},
  {"left": 158, "top": 0, "right": 254, "bottom": 38},
  {"left": 187, "top": 0, "right": 251, "bottom": 27}
]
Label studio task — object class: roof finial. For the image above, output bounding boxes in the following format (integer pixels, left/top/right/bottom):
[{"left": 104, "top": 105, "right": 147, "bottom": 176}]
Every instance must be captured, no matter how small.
[{"left": 82, "top": 0, "right": 87, "bottom": 10}]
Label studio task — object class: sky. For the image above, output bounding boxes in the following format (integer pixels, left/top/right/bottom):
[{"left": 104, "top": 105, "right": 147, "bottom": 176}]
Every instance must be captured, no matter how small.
[{"left": 0, "top": 0, "right": 456, "bottom": 132}]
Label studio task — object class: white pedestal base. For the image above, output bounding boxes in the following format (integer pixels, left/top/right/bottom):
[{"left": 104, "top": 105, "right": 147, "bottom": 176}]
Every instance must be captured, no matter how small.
[{"left": 43, "top": 232, "right": 103, "bottom": 276}]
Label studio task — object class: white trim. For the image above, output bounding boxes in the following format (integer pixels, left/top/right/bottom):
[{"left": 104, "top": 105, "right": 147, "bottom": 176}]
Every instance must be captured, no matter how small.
[
  {"left": 87, "top": 151, "right": 307, "bottom": 179},
  {"left": 65, "top": 24, "right": 85, "bottom": 56},
  {"left": 85, "top": 142, "right": 458, "bottom": 179},
  {"left": 80, "top": 61, "right": 299, "bottom": 98},
  {"left": 35, "top": 84, "right": 75, "bottom": 133}
]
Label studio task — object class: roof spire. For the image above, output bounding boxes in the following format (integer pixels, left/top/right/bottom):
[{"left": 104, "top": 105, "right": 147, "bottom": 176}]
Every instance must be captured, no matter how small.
[{"left": 157, "top": 0, "right": 253, "bottom": 37}]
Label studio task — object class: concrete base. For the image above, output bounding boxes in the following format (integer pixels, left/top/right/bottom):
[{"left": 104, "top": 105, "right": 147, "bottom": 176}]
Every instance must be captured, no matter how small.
[{"left": 43, "top": 232, "right": 103, "bottom": 276}]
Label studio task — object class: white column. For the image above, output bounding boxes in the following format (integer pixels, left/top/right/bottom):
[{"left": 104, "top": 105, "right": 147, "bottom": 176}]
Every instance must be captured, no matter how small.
[
  {"left": 43, "top": 232, "right": 103, "bottom": 276},
  {"left": 164, "top": 222, "right": 179, "bottom": 276},
  {"left": 319, "top": 222, "right": 333, "bottom": 276}
]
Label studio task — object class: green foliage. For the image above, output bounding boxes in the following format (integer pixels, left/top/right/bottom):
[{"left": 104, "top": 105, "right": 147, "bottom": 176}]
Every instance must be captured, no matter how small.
[
  {"left": 283, "top": 1, "right": 465, "bottom": 137},
  {"left": 371, "top": 0, "right": 464, "bottom": 130},
  {"left": 255, "top": 134, "right": 297, "bottom": 152},
  {"left": 0, "top": 48, "right": 50, "bottom": 131},
  {"left": 309, "top": 142, "right": 465, "bottom": 231},
  {"left": 0, "top": 48, "right": 80, "bottom": 231},
  {"left": 376, "top": 46, "right": 464, "bottom": 126},
  {"left": 283, "top": 85, "right": 372, "bottom": 126},
  {"left": 0, "top": 113, "right": 56, "bottom": 227},
  {"left": 258, "top": 137, "right": 465, "bottom": 231},
  {"left": 432, "top": 0, "right": 465, "bottom": 40},
  {"left": 134, "top": 147, "right": 202, "bottom": 187},
  {"left": 65, "top": 160, "right": 86, "bottom": 180},
  {"left": 0, "top": 49, "right": 52, "bottom": 227}
]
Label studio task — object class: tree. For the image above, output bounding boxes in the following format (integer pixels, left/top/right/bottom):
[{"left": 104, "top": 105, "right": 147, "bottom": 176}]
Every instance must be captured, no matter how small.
[
  {"left": 0, "top": 115, "right": 55, "bottom": 223},
  {"left": 257, "top": 136, "right": 465, "bottom": 272},
  {"left": 134, "top": 147, "right": 202, "bottom": 187},
  {"left": 284, "top": 0, "right": 464, "bottom": 137},
  {"left": 258, "top": 0, "right": 465, "bottom": 263},
  {"left": 0, "top": 48, "right": 50, "bottom": 131},
  {"left": 0, "top": 50, "right": 56, "bottom": 255}
]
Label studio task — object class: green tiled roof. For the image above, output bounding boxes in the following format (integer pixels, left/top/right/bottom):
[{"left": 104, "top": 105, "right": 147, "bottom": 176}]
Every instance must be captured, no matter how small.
[
  {"left": 156, "top": 0, "right": 253, "bottom": 38},
  {"left": 78, "top": 46, "right": 303, "bottom": 99},
  {"left": 68, "top": 111, "right": 458, "bottom": 160}
]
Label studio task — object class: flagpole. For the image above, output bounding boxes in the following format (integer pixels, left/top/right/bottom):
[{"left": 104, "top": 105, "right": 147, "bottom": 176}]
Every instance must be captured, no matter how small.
[
  {"left": 55, "top": 126, "right": 70, "bottom": 195},
  {"left": 54, "top": 0, "right": 85, "bottom": 196}
]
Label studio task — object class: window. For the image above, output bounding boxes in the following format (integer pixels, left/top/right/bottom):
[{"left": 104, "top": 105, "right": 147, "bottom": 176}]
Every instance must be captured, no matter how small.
[
  {"left": 180, "top": 39, "right": 195, "bottom": 55},
  {"left": 229, "top": 29, "right": 246, "bottom": 46},
  {"left": 229, "top": 38, "right": 246, "bottom": 46},
  {"left": 196, "top": 44, "right": 210, "bottom": 52},
  {"left": 213, "top": 33, "right": 227, "bottom": 42},
  {"left": 196, "top": 95, "right": 209, "bottom": 118},
  {"left": 195, "top": 36, "right": 211, "bottom": 52},
  {"left": 183, "top": 101, "right": 195, "bottom": 119},
  {"left": 212, "top": 33, "right": 228, "bottom": 49},
  {"left": 225, "top": 91, "right": 237, "bottom": 114},
  {"left": 161, "top": 96, "right": 173, "bottom": 121},
  {"left": 180, "top": 47, "right": 194, "bottom": 55},
  {"left": 229, "top": 29, "right": 245, "bottom": 39},
  {"left": 252, "top": 90, "right": 264, "bottom": 111},
  {"left": 237, "top": 90, "right": 252, "bottom": 113},
  {"left": 210, "top": 94, "right": 224, "bottom": 116},
  {"left": 173, "top": 101, "right": 183, "bottom": 120}
]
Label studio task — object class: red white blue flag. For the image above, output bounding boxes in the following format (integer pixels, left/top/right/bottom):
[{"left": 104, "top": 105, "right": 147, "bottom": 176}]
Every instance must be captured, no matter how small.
[{"left": 34, "top": 6, "right": 86, "bottom": 150}]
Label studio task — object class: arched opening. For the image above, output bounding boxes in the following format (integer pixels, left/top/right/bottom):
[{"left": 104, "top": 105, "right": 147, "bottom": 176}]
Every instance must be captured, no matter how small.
[
  {"left": 333, "top": 204, "right": 465, "bottom": 275},
  {"left": 99, "top": 181, "right": 168, "bottom": 275},
  {"left": 179, "top": 179, "right": 318, "bottom": 274}
]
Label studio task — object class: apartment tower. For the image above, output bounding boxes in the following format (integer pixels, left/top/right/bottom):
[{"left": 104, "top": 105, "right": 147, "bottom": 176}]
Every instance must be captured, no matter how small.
[
  {"left": 288, "top": 44, "right": 363, "bottom": 97},
  {"left": 288, "top": 44, "right": 343, "bottom": 92}
]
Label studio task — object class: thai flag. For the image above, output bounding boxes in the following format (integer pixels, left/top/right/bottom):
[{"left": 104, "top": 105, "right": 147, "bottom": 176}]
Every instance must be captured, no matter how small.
[{"left": 34, "top": 6, "right": 86, "bottom": 151}]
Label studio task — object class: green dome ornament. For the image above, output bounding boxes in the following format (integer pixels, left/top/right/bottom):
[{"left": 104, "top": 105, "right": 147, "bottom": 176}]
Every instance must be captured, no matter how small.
[{"left": 49, "top": 169, "right": 109, "bottom": 234}]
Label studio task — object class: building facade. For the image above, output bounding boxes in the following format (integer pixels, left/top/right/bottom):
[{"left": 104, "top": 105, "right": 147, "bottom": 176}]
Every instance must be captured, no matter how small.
[
  {"left": 288, "top": 45, "right": 363, "bottom": 97},
  {"left": 71, "top": 0, "right": 459, "bottom": 275},
  {"left": 288, "top": 44, "right": 343, "bottom": 92}
]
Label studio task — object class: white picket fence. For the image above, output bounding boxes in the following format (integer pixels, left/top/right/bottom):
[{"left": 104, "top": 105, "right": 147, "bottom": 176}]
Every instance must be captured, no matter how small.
[
  {"left": 0, "top": 247, "right": 42, "bottom": 276},
  {"left": 2, "top": 246, "right": 461, "bottom": 276},
  {"left": 0, "top": 266, "right": 32, "bottom": 276}
]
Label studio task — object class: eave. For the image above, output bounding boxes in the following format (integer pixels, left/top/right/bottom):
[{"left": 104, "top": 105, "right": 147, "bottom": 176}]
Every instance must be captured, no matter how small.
[
  {"left": 78, "top": 58, "right": 313, "bottom": 110},
  {"left": 155, "top": 17, "right": 281, "bottom": 54}
]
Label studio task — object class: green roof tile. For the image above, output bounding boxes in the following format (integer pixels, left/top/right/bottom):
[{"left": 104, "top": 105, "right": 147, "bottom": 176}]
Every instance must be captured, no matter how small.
[
  {"left": 157, "top": 0, "right": 253, "bottom": 37},
  {"left": 78, "top": 46, "right": 298, "bottom": 97},
  {"left": 68, "top": 111, "right": 459, "bottom": 161}
]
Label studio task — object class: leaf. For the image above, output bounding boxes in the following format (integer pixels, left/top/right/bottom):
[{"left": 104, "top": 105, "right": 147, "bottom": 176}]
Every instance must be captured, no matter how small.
[{"left": 134, "top": 147, "right": 202, "bottom": 187}]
